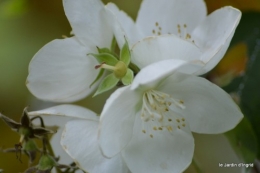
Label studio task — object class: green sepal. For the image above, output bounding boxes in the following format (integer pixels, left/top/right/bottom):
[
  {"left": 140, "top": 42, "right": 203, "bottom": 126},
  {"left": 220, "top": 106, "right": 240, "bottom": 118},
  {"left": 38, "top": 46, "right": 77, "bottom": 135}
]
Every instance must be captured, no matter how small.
[
  {"left": 225, "top": 118, "right": 258, "bottom": 165},
  {"left": 97, "top": 47, "right": 119, "bottom": 58},
  {"left": 37, "top": 154, "right": 57, "bottom": 171},
  {"left": 89, "top": 53, "right": 118, "bottom": 66},
  {"left": 120, "top": 38, "right": 131, "bottom": 66},
  {"left": 121, "top": 69, "right": 134, "bottom": 85},
  {"left": 90, "top": 68, "right": 104, "bottom": 88},
  {"left": 93, "top": 74, "right": 119, "bottom": 97}
]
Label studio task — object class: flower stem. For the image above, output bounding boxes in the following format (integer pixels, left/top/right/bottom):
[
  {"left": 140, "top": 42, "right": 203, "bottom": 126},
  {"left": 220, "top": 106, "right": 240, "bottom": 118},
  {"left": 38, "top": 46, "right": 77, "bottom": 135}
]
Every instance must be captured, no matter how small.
[{"left": 31, "top": 116, "right": 62, "bottom": 173}]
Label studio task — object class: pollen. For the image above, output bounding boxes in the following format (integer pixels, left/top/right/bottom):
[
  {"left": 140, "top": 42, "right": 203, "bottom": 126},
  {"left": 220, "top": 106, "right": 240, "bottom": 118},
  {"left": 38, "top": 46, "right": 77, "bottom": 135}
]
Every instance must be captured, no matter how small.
[
  {"left": 155, "top": 22, "right": 159, "bottom": 26},
  {"left": 167, "top": 126, "right": 173, "bottom": 132},
  {"left": 140, "top": 90, "right": 187, "bottom": 136}
]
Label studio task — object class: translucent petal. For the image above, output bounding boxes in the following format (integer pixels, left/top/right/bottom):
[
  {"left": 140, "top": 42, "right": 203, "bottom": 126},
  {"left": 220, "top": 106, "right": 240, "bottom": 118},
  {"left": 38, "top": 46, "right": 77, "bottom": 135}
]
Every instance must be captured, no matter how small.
[
  {"left": 63, "top": 0, "right": 113, "bottom": 49},
  {"left": 131, "top": 35, "right": 203, "bottom": 69},
  {"left": 136, "top": 0, "right": 206, "bottom": 36},
  {"left": 61, "top": 120, "right": 129, "bottom": 173},
  {"left": 99, "top": 86, "right": 140, "bottom": 157},
  {"left": 122, "top": 115, "right": 194, "bottom": 173},
  {"left": 158, "top": 73, "right": 243, "bottom": 134},
  {"left": 26, "top": 38, "right": 99, "bottom": 102},
  {"left": 191, "top": 7, "right": 241, "bottom": 74}
]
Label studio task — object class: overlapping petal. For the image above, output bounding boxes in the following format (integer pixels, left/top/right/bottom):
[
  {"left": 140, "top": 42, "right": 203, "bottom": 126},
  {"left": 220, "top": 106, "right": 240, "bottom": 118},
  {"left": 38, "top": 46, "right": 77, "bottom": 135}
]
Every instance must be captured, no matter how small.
[
  {"left": 192, "top": 6, "right": 241, "bottom": 75},
  {"left": 158, "top": 73, "right": 243, "bottom": 134},
  {"left": 136, "top": 0, "right": 207, "bottom": 36},
  {"left": 106, "top": 3, "right": 142, "bottom": 47},
  {"left": 63, "top": 0, "right": 113, "bottom": 49},
  {"left": 99, "top": 86, "right": 140, "bottom": 158},
  {"left": 131, "top": 35, "right": 203, "bottom": 69},
  {"left": 131, "top": 59, "right": 187, "bottom": 90},
  {"left": 122, "top": 115, "right": 194, "bottom": 173},
  {"left": 61, "top": 120, "right": 129, "bottom": 173},
  {"left": 27, "top": 38, "right": 100, "bottom": 102},
  {"left": 28, "top": 105, "right": 97, "bottom": 164},
  {"left": 28, "top": 104, "right": 97, "bottom": 120}
]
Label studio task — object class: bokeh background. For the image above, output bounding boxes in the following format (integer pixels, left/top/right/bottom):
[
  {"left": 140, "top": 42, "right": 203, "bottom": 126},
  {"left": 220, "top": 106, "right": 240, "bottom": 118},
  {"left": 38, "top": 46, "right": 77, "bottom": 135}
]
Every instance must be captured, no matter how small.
[{"left": 0, "top": 0, "right": 260, "bottom": 172}]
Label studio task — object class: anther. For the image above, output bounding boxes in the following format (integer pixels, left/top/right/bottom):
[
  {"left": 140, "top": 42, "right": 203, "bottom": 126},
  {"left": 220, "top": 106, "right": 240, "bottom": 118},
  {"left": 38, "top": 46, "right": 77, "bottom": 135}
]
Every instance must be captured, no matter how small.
[{"left": 167, "top": 126, "right": 173, "bottom": 132}]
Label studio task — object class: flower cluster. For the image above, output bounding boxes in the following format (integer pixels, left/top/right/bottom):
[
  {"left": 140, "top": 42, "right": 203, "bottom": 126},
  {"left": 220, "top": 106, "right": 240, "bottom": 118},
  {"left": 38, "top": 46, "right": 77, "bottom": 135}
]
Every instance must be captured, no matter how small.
[{"left": 24, "top": 0, "right": 244, "bottom": 173}]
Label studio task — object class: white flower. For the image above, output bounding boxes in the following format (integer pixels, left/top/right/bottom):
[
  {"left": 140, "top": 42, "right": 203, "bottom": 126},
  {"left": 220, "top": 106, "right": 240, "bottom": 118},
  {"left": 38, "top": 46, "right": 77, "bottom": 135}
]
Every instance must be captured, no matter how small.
[
  {"left": 26, "top": 0, "right": 114, "bottom": 102},
  {"left": 106, "top": 0, "right": 241, "bottom": 74},
  {"left": 99, "top": 59, "right": 243, "bottom": 173},
  {"left": 28, "top": 104, "right": 130, "bottom": 173}
]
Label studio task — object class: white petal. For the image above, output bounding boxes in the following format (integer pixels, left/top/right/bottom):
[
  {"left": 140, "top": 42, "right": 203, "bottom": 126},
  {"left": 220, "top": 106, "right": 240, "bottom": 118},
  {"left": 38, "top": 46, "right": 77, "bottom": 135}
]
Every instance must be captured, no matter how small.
[
  {"left": 192, "top": 6, "right": 241, "bottom": 75},
  {"left": 26, "top": 38, "right": 100, "bottom": 102},
  {"left": 136, "top": 0, "right": 206, "bottom": 36},
  {"left": 28, "top": 104, "right": 98, "bottom": 120},
  {"left": 99, "top": 86, "right": 140, "bottom": 158},
  {"left": 106, "top": 3, "right": 142, "bottom": 47},
  {"left": 158, "top": 73, "right": 243, "bottom": 134},
  {"left": 131, "top": 35, "right": 203, "bottom": 69},
  {"left": 122, "top": 115, "right": 194, "bottom": 173},
  {"left": 63, "top": 0, "right": 113, "bottom": 49},
  {"left": 28, "top": 105, "right": 97, "bottom": 165},
  {"left": 131, "top": 59, "right": 202, "bottom": 91},
  {"left": 61, "top": 120, "right": 129, "bottom": 173},
  {"left": 184, "top": 134, "right": 245, "bottom": 173}
]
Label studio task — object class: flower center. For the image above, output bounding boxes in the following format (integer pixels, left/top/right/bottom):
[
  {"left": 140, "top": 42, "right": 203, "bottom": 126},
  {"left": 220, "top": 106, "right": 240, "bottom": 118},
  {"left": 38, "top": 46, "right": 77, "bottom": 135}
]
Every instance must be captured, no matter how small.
[
  {"left": 151, "top": 22, "right": 196, "bottom": 44},
  {"left": 177, "top": 24, "right": 195, "bottom": 44},
  {"left": 95, "top": 61, "right": 127, "bottom": 79},
  {"left": 140, "top": 90, "right": 186, "bottom": 138}
]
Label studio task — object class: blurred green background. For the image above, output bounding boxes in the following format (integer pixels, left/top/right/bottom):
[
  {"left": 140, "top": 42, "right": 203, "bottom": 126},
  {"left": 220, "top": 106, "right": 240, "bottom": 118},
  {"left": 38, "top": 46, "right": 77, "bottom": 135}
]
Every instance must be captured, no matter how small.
[{"left": 0, "top": 0, "right": 260, "bottom": 172}]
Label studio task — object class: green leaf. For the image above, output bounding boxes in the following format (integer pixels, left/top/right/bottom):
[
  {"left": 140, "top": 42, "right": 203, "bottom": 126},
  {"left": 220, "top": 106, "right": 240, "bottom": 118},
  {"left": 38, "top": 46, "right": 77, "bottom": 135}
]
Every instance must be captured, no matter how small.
[
  {"left": 89, "top": 53, "right": 118, "bottom": 66},
  {"left": 89, "top": 68, "right": 104, "bottom": 88},
  {"left": 120, "top": 38, "right": 131, "bottom": 66},
  {"left": 225, "top": 118, "right": 258, "bottom": 165},
  {"left": 121, "top": 69, "right": 134, "bottom": 85},
  {"left": 93, "top": 74, "right": 119, "bottom": 97},
  {"left": 222, "top": 12, "right": 260, "bottom": 158}
]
